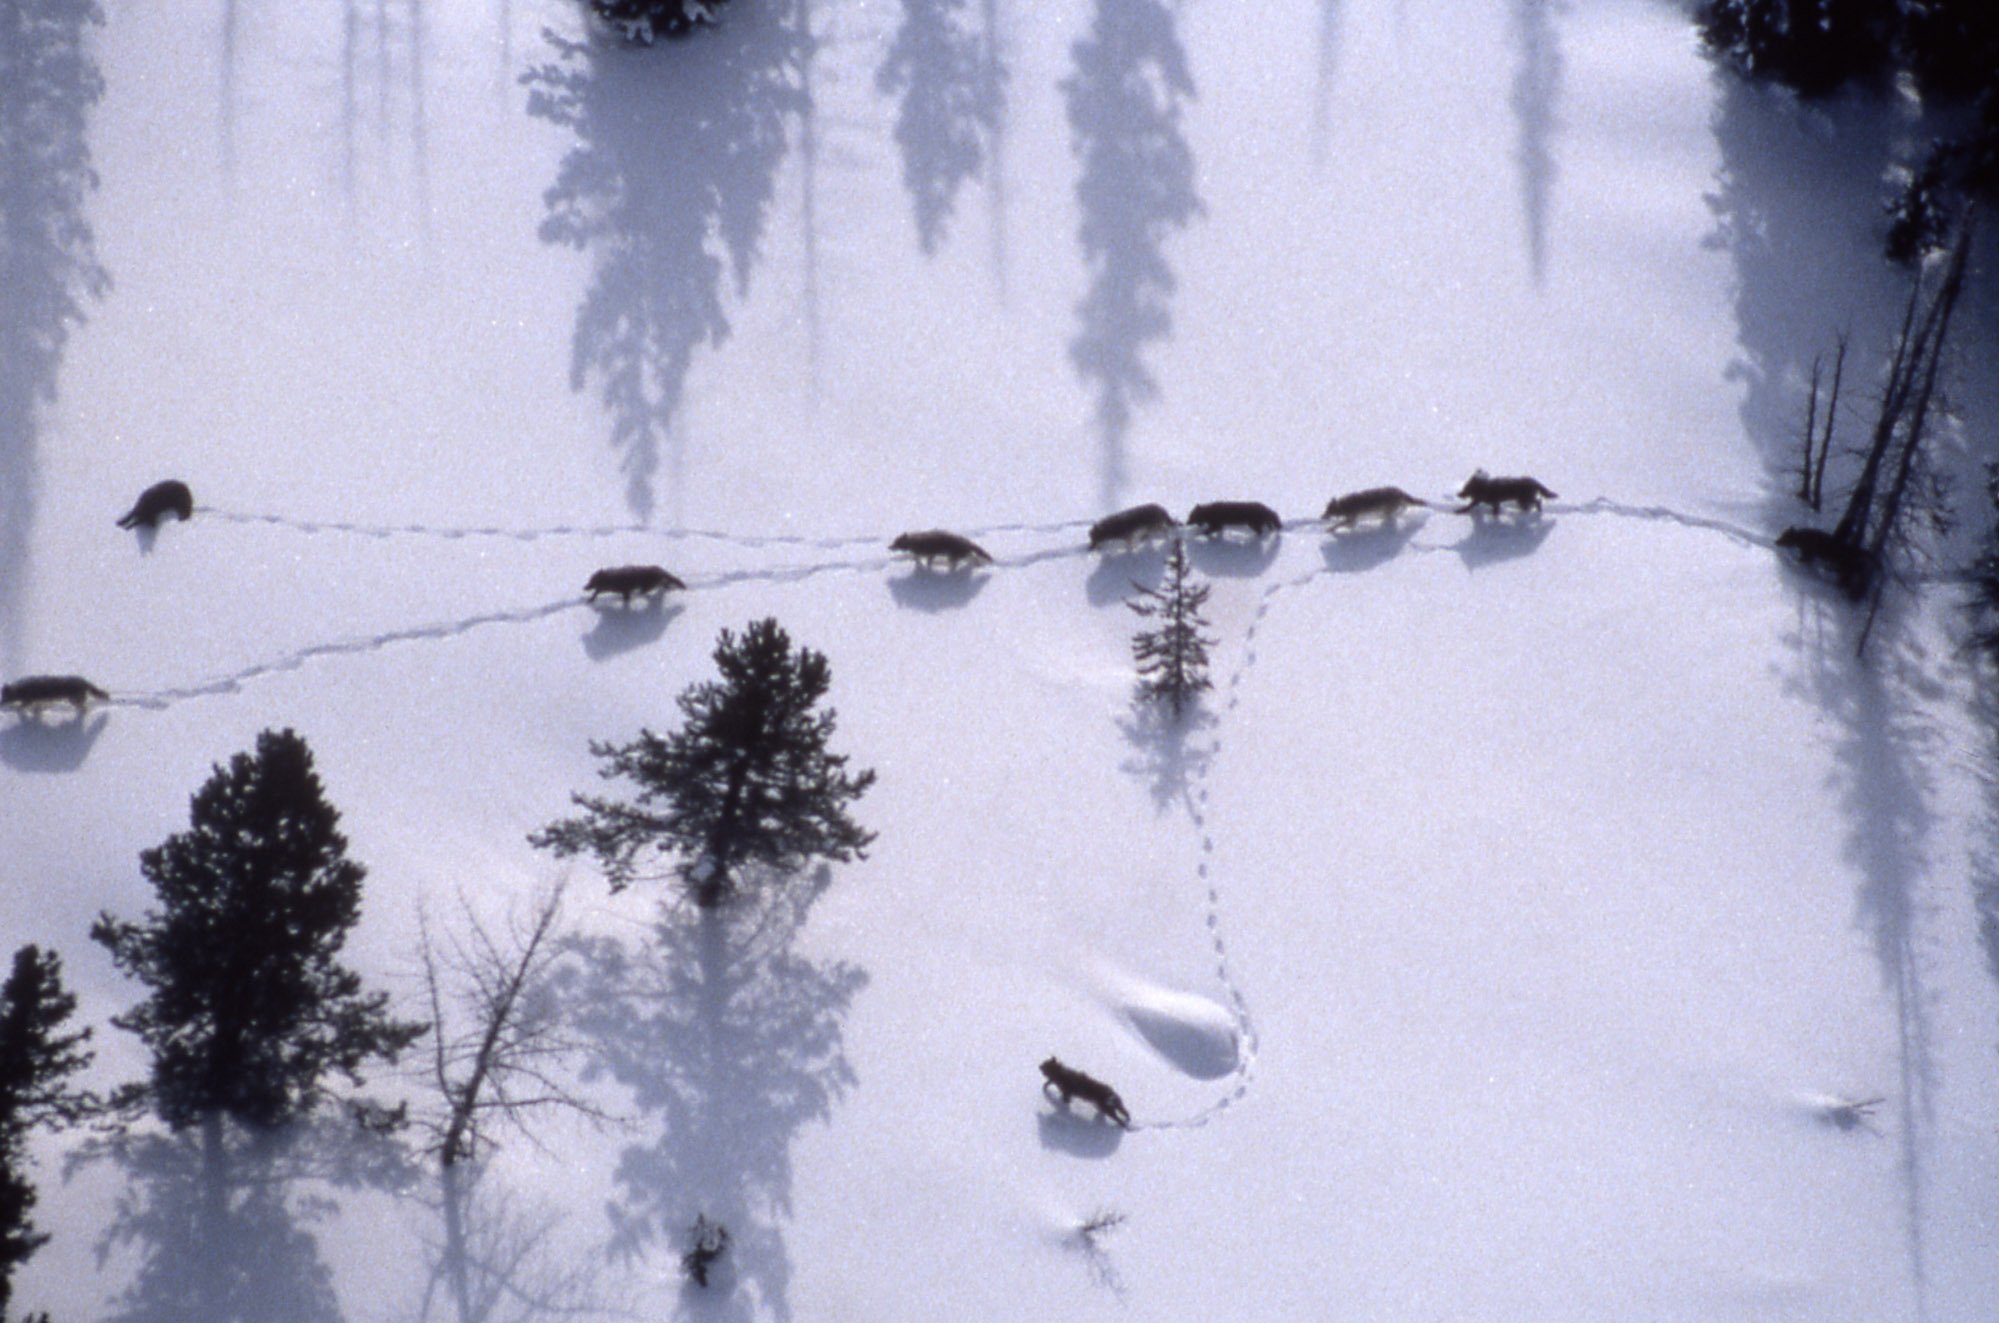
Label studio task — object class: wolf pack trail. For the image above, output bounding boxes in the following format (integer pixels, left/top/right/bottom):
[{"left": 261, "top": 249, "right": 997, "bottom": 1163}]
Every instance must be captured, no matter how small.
[
  {"left": 16, "top": 488, "right": 1793, "bottom": 717},
  {"left": 6, "top": 487, "right": 1852, "bottom": 1135}
]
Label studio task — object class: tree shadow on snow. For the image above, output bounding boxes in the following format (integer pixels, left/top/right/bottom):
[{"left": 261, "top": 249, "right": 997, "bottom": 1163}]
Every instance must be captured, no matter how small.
[
  {"left": 1063, "top": 0, "right": 1202, "bottom": 513},
  {"left": 1508, "top": 0, "right": 1562, "bottom": 286},
  {"left": 582, "top": 600, "right": 683, "bottom": 661},
  {"left": 1117, "top": 694, "right": 1213, "bottom": 818},
  {"left": 82, "top": 1114, "right": 415, "bottom": 1323},
  {"left": 1703, "top": 75, "right": 1904, "bottom": 531},
  {"left": 1781, "top": 597, "right": 1939, "bottom": 1313},
  {"left": 0, "top": 0, "right": 110, "bottom": 675},
  {"left": 559, "top": 865, "right": 865, "bottom": 1322},
  {"left": 0, "top": 709, "right": 108, "bottom": 773},
  {"left": 525, "top": 6, "right": 809, "bottom": 523},
  {"left": 420, "top": 1158, "right": 616, "bottom": 1323},
  {"left": 876, "top": 0, "right": 1003, "bottom": 257}
]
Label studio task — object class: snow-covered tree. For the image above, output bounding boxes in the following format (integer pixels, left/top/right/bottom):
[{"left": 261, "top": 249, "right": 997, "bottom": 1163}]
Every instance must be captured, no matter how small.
[
  {"left": 91, "top": 729, "right": 425, "bottom": 1131},
  {"left": 1128, "top": 541, "right": 1214, "bottom": 719},
  {"left": 533, "top": 618, "right": 877, "bottom": 906}
]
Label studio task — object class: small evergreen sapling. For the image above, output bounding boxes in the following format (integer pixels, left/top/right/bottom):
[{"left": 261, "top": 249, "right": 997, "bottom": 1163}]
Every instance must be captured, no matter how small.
[
  {"left": 534, "top": 618, "right": 876, "bottom": 906},
  {"left": 1128, "top": 541, "right": 1215, "bottom": 718},
  {"left": 91, "top": 728, "right": 425, "bottom": 1130},
  {"left": 0, "top": 947, "right": 94, "bottom": 1319}
]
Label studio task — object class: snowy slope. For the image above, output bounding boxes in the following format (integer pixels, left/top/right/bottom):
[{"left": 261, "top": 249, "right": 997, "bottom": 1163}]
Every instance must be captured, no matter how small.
[{"left": 5, "top": 0, "right": 1999, "bottom": 1319}]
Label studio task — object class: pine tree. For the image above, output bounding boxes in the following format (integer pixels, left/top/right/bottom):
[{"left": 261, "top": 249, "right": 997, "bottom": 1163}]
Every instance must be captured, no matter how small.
[
  {"left": 587, "top": 0, "right": 731, "bottom": 43},
  {"left": 0, "top": 946, "right": 93, "bottom": 1319},
  {"left": 1128, "top": 541, "right": 1214, "bottom": 719},
  {"left": 533, "top": 618, "right": 877, "bottom": 906},
  {"left": 91, "top": 729, "right": 425, "bottom": 1131}
]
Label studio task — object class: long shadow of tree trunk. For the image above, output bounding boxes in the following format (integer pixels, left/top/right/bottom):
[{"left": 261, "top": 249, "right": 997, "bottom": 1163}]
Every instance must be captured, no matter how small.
[
  {"left": 526, "top": 5, "right": 809, "bottom": 523},
  {"left": 561, "top": 867, "right": 864, "bottom": 1321},
  {"left": 1789, "top": 602, "right": 1939, "bottom": 1317},
  {"left": 0, "top": 0, "right": 110, "bottom": 675}
]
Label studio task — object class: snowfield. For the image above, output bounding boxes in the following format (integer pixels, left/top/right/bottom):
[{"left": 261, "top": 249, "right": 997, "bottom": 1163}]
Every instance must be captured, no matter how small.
[{"left": 4, "top": 0, "right": 1999, "bottom": 1319}]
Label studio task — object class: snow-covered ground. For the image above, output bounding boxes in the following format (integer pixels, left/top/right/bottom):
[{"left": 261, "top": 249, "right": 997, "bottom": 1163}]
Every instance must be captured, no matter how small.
[{"left": 5, "top": 0, "right": 1999, "bottom": 1318}]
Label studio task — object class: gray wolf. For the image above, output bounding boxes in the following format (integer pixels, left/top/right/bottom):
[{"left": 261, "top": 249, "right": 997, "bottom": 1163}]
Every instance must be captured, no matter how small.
[
  {"left": 585, "top": 565, "right": 687, "bottom": 604},
  {"left": 1322, "top": 486, "right": 1428, "bottom": 529},
  {"left": 1187, "top": 501, "right": 1282, "bottom": 538},
  {"left": 1776, "top": 526, "right": 1872, "bottom": 600},
  {"left": 1040, "top": 1056, "right": 1130, "bottom": 1127},
  {"left": 1457, "top": 471, "right": 1557, "bottom": 514},
  {"left": 116, "top": 480, "right": 194, "bottom": 530},
  {"left": 1089, "top": 503, "right": 1179, "bottom": 550},
  {"left": 891, "top": 529, "right": 992, "bottom": 568},
  {"left": 2, "top": 675, "right": 109, "bottom": 714}
]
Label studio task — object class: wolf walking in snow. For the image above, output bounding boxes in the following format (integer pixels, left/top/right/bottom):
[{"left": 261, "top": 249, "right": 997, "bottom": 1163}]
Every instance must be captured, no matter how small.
[
  {"left": 116, "top": 479, "right": 194, "bottom": 530},
  {"left": 585, "top": 564, "right": 686, "bottom": 605},
  {"left": 1322, "top": 486, "right": 1428, "bottom": 530},
  {"left": 1456, "top": 471, "right": 1557, "bottom": 515},
  {"left": 1041, "top": 1057, "right": 1130, "bottom": 1127},
  {"left": 2, "top": 675, "right": 109, "bottom": 716},
  {"left": 1186, "top": 501, "right": 1282, "bottom": 539},
  {"left": 890, "top": 529, "right": 992, "bottom": 569},
  {"left": 1089, "top": 503, "right": 1179, "bottom": 550}
]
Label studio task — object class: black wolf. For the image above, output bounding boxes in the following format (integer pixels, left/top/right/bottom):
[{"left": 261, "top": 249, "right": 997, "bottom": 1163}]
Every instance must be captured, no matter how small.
[
  {"left": 2, "top": 675, "right": 109, "bottom": 714},
  {"left": 1089, "top": 503, "right": 1179, "bottom": 550},
  {"left": 1457, "top": 471, "right": 1557, "bottom": 514},
  {"left": 1322, "top": 486, "right": 1428, "bottom": 529},
  {"left": 116, "top": 479, "right": 194, "bottom": 530},
  {"left": 891, "top": 529, "right": 992, "bottom": 568},
  {"left": 1776, "top": 526, "right": 1873, "bottom": 600},
  {"left": 1040, "top": 1056, "right": 1130, "bottom": 1128},
  {"left": 1187, "top": 501, "right": 1282, "bottom": 539},
  {"left": 585, "top": 564, "right": 686, "bottom": 604}
]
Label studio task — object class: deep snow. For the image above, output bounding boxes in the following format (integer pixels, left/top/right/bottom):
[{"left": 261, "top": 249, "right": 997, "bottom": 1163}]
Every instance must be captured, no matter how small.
[{"left": 4, "top": 0, "right": 1999, "bottom": 1319}]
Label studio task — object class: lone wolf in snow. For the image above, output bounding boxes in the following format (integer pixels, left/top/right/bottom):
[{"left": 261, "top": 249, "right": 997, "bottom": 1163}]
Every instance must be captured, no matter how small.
[
  {"left": 891, "top": 529, "right": 993, "bottom": 569},
  {"left": 1041, "top": 1057, "right": 1130, "bottom": 1128},
  {"left": 116, "top": 479, "right": 194, "bottom": 530},
  {"left": 2, "top": 675, "right": 109, "bottom": 716},
  {"left": 1322, "top": 486, "right": 1428, "bottom": 530},
  {"left": 585, "top": 565, "right": 686, "bottom": 604},
  {"left": 1456, "top": 471, "right": 1557, "bottom": 515}
]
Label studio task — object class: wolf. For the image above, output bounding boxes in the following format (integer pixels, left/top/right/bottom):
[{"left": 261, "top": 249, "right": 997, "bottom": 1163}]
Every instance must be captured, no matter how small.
[
  {"left": 1775, "top": 526, "right": 1873, "bottom": 600},
  {"left": 1089, "top": 503, "right": 1179, "bottom": 550},
  {"left": 1040, "top": 1056, "right": 1130, "bottom": 1128},
  {"left": 2, "top": 675, "right": 109, "bottom": 715},
  {"left": 1321, "top": 486, "right": 1428, "bottom": 529},
  {"left": 1456, "top": 470, "right": 1557, "bottom": 514},
  {"left": 890, "top": 529, "right": 993, "bottom": 568},
  {"left": 116, "top": 479, "right": 194, "bottom": 530},
  {"left": 585, "top": 564, "right": 686, "bottom": 604},
  {"left": 1186, "top": 500, "right": 1282, "bottom": 539}
]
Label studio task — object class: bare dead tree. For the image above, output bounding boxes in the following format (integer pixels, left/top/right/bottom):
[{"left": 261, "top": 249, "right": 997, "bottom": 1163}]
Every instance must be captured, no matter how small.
[
  {"left": 1797, "top": 333, "right": 1846, "bottom": 511},
  {"left": 1855, "top": 218, "right": 1973, "bottom": 653},
  {"left": 415, "top": 882, "right": 614, "bottom": 1323}
]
